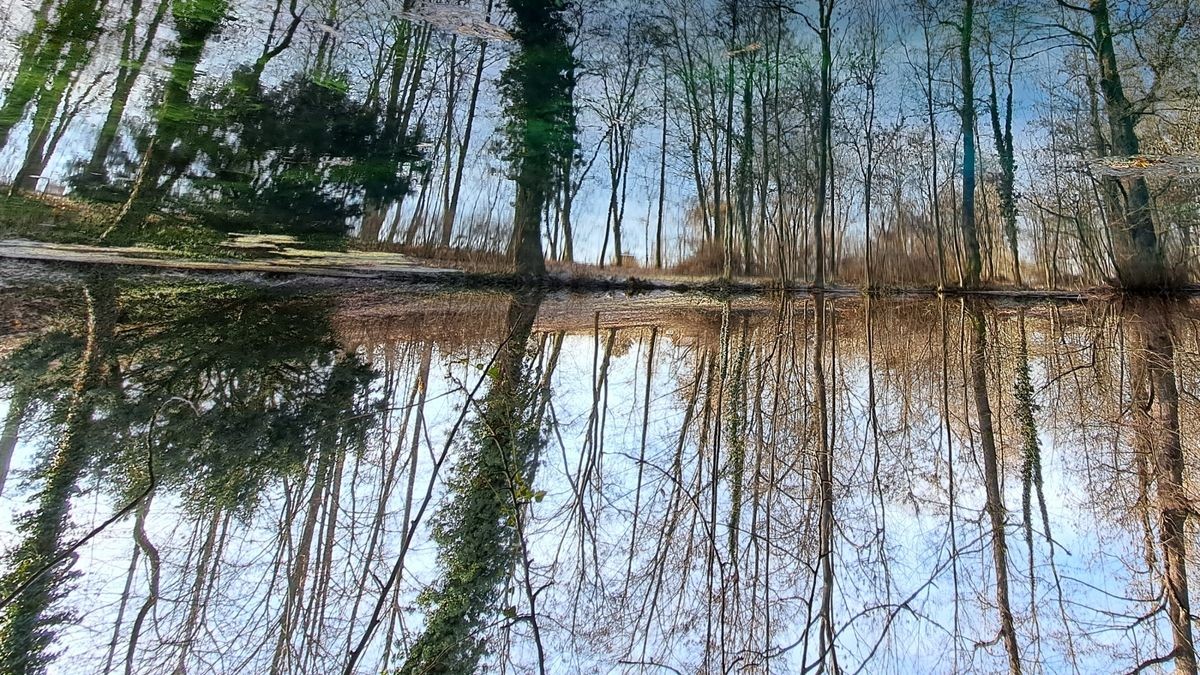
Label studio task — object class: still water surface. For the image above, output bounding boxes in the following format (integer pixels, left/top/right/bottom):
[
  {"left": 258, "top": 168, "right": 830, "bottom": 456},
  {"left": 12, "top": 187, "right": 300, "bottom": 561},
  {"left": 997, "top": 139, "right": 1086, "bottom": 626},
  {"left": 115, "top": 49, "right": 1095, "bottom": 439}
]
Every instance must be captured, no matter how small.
[{"left": 0, "top": 279, "right": 1196, "bottom": 673}]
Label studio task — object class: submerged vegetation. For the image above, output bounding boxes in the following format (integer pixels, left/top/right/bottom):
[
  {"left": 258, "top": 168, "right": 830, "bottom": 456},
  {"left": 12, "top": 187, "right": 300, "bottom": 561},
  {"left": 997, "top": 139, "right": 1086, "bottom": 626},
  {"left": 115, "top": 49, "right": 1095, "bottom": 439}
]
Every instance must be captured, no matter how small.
[{"left": 0, "top": 0, "right": 1196, "bottom": 287}]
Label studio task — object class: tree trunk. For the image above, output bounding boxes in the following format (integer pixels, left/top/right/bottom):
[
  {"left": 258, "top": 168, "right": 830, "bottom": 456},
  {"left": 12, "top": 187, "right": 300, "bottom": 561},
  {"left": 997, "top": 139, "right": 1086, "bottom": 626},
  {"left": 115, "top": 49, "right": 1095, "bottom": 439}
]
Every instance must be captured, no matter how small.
[
  {"left": 959, "top": 0, "right": 982, "bottom": 287},
  {"left": 13, "top": 0, "right": 102, "bottom": 191},
  {"left": 656, "top": 74, "right": 668, "bottom": 269},
  {"left": 399, "top": 291, "right": 545, "bottom": 673},
  {"left": 813, "top": 292, "right": 839, "bottom": 670},
  {"left": 436, "top": 35, "right": 461, "bottom": 246},
  {"left": 813, "top": 0, "right": 834, "bottom": 287},
  {"left": 0, "top": 280, "right": 114, "bottom": 675},
  {"left": 119, "top": 2, "right": 225, "bottom": 225},
  {"left": 0, "top": 0, "right": 56, "bottom": 150},
  {"left": 967, "top": 304, "right": 1021, "bottom": 675},
  {"left": 1130, "top": 304, "right": 1197, "bottom": 674},
  {"left": 84, "top": 0, "right": 169, "bottom": 184},
  {"left": 919, "top": 0, "right": 946, "bottom": 287},
  {"left": 512, "top": 177, "right": 548, "bottom": 276},
  {"left": 504, "top": 0, "right": 575, "bottom": 276},
  {"left": 0, "top": 391, "right": 29, "bottom": 497},
  {"left": 986, "top": 39, "right": 1020, "bottom": 285},
  {"left": 442, "top": 2, "right": 492, "bottom": 247},
  {"left": 1087, "top": 0, "right": 1166, "bottom": 289},
  {"left": 737, "top": 54, "right": 755, "bottom": 275}
]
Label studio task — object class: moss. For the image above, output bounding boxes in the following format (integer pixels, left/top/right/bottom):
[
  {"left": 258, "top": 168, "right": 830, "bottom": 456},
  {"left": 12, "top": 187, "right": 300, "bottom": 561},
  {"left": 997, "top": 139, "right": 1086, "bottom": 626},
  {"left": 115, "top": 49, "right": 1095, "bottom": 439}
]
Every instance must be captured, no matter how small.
[{"left": 0, "top": 194, "right": 113, "bottom": 243}]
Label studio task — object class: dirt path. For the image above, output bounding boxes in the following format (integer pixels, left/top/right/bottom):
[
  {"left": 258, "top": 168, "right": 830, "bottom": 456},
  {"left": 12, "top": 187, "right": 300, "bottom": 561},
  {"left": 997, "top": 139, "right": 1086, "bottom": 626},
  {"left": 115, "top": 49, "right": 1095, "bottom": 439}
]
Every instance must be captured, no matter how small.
[
  {"left": 0, "top": 238, "right": 462, "bottom": 280},
  {"left": 0, "top": 237, "right": 761, "bottom": 293}
]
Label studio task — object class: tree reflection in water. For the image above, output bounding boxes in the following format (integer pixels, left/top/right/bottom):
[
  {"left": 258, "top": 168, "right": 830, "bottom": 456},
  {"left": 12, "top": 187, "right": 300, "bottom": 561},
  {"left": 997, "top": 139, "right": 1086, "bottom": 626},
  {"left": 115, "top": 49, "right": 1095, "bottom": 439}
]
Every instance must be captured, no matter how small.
[{"left": 0, "top": 287, "right": 1196, "bottom": 673}]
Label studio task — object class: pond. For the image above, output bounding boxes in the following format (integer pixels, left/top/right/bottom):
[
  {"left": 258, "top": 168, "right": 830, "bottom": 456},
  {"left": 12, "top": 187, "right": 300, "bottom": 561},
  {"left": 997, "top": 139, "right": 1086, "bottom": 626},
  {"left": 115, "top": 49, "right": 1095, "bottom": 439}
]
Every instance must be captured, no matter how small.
[{"left": 0, "top": 276, "right": 1196, "bottom": 673}]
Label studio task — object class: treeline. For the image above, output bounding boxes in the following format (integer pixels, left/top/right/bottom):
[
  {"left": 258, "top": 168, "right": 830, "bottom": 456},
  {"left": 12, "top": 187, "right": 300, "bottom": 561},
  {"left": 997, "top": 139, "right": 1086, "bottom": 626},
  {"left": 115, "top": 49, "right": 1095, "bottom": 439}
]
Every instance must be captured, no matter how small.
[{"left": 0, "top": 0, "right": 1196, "bottom": 286}]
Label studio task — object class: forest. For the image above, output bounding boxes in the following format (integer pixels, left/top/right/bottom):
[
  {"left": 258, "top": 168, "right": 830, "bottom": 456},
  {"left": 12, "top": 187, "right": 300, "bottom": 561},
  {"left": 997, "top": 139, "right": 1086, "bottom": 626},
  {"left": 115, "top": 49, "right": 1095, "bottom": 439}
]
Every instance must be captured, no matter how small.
[{"left": 0, "top": 0, "right": 1196, "bottom": 288}]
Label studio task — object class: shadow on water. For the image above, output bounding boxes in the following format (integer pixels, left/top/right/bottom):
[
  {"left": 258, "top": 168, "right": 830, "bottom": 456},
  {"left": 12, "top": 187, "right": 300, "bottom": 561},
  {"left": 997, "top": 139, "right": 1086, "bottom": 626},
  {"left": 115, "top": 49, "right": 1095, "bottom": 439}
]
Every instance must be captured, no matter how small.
[{"left": 0, "top": 285, "right": 1197, "bottom": 673}]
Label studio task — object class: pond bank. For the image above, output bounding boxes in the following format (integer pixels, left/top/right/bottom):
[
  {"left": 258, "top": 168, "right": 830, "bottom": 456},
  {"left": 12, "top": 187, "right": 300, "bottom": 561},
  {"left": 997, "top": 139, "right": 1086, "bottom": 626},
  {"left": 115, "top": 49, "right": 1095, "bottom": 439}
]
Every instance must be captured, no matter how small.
[{"left": 0, "top": 237, "right": 1157, "bottom": 301}]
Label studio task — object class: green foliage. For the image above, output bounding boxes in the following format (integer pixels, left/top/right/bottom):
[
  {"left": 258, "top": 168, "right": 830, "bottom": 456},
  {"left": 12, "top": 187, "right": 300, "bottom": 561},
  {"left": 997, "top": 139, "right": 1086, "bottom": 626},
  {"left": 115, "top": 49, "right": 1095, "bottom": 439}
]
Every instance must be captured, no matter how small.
[
  {"left": 308, "top": 71, "right": 351, "bottom": 94},
  {"left": 0, "top": 194, "right": 234, "bottom": 258},
  {"left": 0, "top": 331, "right": 85, "bottom": 429},
  {"left": 724, "top": 330, "right": 749, "bottom": 562},
  {"left": 0, "top": 280, "right": 115, "bottom": 675},
  {"left": 111, "top": 221, "right": 227, "bottom": 255},
  {"left": 400, "top": 304, "right": 544, "bottom": 674},
  {"left": 0, "top": 282, "right": 380, "bottom": 514},
  {"left": 171, "top": 0, "right": 229, "bottom": 43},
  {"left": 1013, "top": 323, "right": 1043, "bottom": 544},
  {"left": 0, "top": 279, "right": 382, "bottom": 671},
  {"left": 101, "top": 285, "right": 378, "bottom": 512},
  {"left": 12, "top": 0, "right": 426, "bottom": 249},
  {"left": 0, "top": 504, "right": 79, "bottom": 675},
  {"left": 0, "top": 412, "right": 93, "bottom": 674},
  {"left": 179, "top": 71, "right": 425, "bottom": 235},
  {"left": 498, "top": 0, "right": 578, "bottom": 185}
]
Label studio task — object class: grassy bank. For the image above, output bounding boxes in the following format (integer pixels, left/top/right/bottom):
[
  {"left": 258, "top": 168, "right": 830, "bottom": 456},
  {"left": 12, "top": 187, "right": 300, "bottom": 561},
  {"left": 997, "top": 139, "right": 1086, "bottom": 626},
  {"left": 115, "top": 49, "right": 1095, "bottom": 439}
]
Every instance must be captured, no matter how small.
[
  {"left": 1, "top": 193, "right": 1187, "bottom": 300},
  {"left": 0, "top": 192, "right": 348, "bottom": 258}
]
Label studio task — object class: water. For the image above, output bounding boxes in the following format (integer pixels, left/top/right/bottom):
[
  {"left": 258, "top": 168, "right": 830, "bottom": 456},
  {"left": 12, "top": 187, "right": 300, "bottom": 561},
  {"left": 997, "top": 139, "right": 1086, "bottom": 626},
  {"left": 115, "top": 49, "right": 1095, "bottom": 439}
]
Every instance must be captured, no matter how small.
[{"left": 0, "top": 276, "right": 1196, "bottom": 673}]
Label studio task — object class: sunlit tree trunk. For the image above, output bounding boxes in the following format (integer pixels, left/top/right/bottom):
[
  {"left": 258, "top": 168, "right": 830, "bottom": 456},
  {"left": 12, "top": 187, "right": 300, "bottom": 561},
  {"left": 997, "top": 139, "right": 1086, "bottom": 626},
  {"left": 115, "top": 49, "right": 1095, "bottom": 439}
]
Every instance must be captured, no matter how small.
[
  {"left": 0, "top": 391, "right": 30, "bottom": 497},
  {"left": 967, "top": 304, "right": 1021, "bottom": 674}
]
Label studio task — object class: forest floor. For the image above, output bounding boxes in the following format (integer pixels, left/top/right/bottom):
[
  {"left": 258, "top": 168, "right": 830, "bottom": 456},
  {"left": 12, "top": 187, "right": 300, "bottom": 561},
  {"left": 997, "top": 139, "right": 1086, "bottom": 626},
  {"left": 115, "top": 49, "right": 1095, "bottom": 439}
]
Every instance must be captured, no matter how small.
[
  {"left": 0, "top": 236, "right": 458, "bottom": 279},
  {"left": 0, "top": 235, "right": 772, "bottom": 294}
]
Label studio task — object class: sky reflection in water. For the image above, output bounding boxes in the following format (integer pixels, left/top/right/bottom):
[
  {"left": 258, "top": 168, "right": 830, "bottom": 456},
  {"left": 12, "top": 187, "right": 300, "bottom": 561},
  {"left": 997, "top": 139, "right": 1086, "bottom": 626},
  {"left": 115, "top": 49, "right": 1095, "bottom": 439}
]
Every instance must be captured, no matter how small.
[{"left": 0, "top": 282, "right": 1196, "bottom": 673}]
